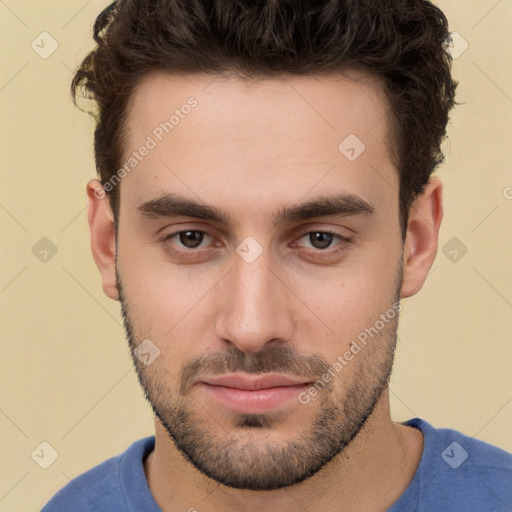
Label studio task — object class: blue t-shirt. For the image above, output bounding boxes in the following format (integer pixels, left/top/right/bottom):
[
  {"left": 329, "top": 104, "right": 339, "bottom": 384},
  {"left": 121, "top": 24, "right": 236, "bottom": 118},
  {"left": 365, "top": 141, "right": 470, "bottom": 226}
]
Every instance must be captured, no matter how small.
[{"left": 42, "top": 417, "right": 512, "bottom": 511}]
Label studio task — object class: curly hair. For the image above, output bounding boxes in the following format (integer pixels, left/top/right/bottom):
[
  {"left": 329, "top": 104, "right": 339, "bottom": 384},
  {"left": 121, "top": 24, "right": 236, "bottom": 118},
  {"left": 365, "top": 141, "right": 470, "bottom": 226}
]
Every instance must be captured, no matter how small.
[{"left": 71, "top": 0, "right": 458, "bottom": 235}]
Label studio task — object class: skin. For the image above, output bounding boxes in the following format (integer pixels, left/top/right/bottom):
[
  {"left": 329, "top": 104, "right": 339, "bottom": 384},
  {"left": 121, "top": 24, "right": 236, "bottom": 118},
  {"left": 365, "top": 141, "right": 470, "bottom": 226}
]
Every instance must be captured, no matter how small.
[{"left": 86, "top": 70, "right": 442, "bottom": 511}]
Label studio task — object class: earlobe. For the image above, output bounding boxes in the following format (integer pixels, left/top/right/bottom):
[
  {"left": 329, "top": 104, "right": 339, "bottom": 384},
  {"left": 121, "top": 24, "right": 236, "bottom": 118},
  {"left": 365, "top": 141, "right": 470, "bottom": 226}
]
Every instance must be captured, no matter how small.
[
  {"left": 86, "top": 179, "right": 119, "bottom": 301},
  {"left": 400, "top": 178, "right": 443, "bottom": 298}
]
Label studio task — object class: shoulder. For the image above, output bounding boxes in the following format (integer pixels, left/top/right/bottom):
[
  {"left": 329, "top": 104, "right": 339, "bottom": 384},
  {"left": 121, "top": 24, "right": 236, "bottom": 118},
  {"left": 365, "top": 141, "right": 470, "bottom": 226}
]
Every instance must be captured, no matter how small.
[
  {"left": 404, "top": 418, "right": 512, "bottom": 511},
  {"left": 41, "top": 436, "right": 155, "bottom": 512},
  {"left": 411, "top": 417, "right": 512, "bottom": 471}
]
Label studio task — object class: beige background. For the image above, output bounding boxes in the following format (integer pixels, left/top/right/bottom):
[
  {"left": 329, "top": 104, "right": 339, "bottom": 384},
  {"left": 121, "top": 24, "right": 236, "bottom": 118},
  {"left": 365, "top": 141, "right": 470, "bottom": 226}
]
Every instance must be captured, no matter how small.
[{"left": 0, "top": 1, "right": 511, "bottom": 510}]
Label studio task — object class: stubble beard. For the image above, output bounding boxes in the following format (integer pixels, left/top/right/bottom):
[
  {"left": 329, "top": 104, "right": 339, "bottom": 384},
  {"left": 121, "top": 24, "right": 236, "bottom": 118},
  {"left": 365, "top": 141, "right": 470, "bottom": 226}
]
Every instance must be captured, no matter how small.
[{"left": 117, "top": 266, "right": 401, "bottom": 491}]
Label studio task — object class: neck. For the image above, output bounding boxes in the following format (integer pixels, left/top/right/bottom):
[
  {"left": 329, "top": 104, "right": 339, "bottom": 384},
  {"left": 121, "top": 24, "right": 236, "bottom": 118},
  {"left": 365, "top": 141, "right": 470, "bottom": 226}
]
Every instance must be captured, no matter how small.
[{"left": 144, "top": 388, "right": 424, "bottom": 512}]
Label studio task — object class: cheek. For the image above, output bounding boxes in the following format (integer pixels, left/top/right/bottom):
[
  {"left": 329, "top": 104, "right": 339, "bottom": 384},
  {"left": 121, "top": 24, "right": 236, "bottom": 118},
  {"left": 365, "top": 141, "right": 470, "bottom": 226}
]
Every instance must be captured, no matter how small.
[
  {"left": 118, "top": 227, "right": 211, "bottom": 312},
  {"left": 117, "top": 251, "right": 221, "bottom": 367},
  {"left": 291, "top": 258, "right": 401, "bottom": 370},
  {"left": 297, "top": 255, "right": 400, "bottom": 324}
]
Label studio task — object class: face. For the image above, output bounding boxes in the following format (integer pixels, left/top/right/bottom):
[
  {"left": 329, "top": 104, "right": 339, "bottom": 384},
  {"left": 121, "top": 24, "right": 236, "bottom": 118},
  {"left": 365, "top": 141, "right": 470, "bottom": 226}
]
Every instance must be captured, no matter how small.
[{"left": 114, "top": 70, "right": 406, "bottom": 490}]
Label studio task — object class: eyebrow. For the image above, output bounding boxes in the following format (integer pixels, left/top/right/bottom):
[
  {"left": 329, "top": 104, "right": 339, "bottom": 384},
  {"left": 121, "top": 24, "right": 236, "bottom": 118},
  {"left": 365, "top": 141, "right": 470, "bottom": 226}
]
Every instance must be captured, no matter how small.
[{"left": 137, "top": 192, "right": 375, "bottom": 226}]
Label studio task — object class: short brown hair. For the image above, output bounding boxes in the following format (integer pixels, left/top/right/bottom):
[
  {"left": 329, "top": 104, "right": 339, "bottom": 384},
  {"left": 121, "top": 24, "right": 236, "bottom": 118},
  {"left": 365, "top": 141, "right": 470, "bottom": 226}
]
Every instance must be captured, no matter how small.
[{"left": 72, "top": 0, "right": 458, "bottom": 235}]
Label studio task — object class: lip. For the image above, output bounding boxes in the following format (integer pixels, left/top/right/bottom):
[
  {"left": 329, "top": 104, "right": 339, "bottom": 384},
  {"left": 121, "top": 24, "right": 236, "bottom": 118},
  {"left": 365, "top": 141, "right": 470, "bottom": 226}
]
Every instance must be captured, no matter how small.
[
  {"left": 197, "top": 373, "right": 312, "bottom": 414},
  {"left": 201, "top": 373, "right": 311, "bottom": 390}
]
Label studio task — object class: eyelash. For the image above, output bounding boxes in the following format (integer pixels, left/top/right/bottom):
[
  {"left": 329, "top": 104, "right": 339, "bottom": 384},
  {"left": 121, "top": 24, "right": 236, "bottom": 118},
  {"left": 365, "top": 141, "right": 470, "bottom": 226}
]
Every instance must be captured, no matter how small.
[{"left": 158, "top": 229, "right": 352, "bottom": 260}]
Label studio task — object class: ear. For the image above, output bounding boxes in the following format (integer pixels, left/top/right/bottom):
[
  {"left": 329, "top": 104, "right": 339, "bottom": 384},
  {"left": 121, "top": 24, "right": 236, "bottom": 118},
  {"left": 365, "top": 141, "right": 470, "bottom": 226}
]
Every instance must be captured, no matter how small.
[
  {"left": 401, "top": 177, "right": 443, "bottom": 298},
  {"left": 86, "top": 179, "right": 119, "bottom": 300}
]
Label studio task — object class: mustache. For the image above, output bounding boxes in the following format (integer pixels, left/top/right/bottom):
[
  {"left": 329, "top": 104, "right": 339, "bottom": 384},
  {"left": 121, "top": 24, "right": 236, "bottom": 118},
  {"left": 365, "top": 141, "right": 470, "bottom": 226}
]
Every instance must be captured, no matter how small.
[{"left": 179, "top": 344, "right": 332, "bottom": 395}]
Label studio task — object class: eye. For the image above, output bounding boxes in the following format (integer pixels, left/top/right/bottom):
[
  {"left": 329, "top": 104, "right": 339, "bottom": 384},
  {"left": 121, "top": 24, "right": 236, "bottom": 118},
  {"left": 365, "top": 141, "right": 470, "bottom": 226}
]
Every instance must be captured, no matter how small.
[
  {"left": 302, "top": 232, "right": 337, "bottom": 250},
  {"left": 162, "top": 230, "right": 214, "bottom": 250},
  {"left": 178, "top": 230, "right": 208, "bottom": 249},
  {"left": 158, "top": 228, "right": 351, "bottom": 262},
  {"left": 296, "top": 231, "right": 347, "bottom": 251}
]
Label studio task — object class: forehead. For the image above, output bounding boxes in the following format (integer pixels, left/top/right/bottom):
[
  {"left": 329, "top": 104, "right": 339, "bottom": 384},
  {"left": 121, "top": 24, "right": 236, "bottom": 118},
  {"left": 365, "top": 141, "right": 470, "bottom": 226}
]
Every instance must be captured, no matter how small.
[{"left": 119, "top": 70, "right": 396, "bottom": 219}]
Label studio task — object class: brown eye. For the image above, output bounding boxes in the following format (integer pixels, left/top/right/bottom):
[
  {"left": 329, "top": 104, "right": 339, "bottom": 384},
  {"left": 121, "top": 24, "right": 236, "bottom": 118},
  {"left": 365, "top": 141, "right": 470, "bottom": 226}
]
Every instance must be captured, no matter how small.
[
  {"left": 291, "top": 230, "right": 351, "bottom": 259},
  {"left": 159, "top": 229, "right": 219, "bottom": 261},
  {"left": 179, "top": 231, "right": 205, "bottom": 248},
  {"left": 308, "top": 232, "right": 334, "bottom": 249}
]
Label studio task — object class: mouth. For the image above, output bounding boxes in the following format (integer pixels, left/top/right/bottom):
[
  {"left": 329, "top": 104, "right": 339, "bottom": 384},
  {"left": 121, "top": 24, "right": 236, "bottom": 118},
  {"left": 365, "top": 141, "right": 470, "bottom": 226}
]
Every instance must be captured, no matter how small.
[{"left": 197, "top": 373, "right": 313, "bottom": 414}]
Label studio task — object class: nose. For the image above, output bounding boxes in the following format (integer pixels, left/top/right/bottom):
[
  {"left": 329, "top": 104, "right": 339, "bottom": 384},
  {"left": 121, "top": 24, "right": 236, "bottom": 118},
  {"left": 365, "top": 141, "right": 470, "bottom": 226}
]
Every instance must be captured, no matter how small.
[{"left": 214, "top": 249, "right": 295, "bottom": 353}]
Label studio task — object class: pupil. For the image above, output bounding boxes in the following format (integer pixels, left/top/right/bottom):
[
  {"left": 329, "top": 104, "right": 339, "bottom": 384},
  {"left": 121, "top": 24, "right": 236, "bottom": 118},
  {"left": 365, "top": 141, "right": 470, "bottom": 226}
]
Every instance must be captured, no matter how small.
[
  {"left": 180, "top": 231, "right": 203, "bottom": 248},
  {"left": 310, "top": 232, "right": 332, "bottom": 249}
]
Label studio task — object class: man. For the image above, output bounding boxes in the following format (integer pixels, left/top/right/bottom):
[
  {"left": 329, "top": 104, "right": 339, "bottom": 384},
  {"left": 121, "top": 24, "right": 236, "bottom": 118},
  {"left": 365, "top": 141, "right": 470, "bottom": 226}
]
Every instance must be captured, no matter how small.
[{"left": 42, "top": 0, "right": 512, "bottom": 510}]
